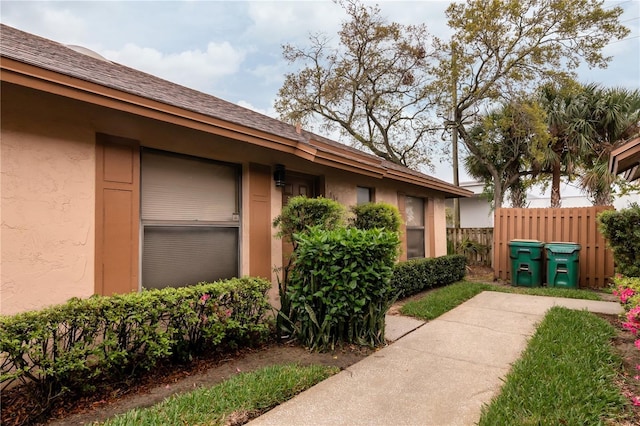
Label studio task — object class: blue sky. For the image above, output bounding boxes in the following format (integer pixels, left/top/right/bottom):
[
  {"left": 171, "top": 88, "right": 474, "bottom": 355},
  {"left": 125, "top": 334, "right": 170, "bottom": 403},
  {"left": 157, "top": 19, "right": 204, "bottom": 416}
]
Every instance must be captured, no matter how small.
[{"left": 2, "top": 0, "right": 639, "bottom": 184}]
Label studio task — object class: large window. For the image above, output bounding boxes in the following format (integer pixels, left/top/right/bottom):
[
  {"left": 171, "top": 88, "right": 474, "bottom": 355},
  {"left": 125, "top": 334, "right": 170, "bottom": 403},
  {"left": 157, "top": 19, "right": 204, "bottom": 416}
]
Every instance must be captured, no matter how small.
[
  {"left": 405, "top": 196, "right": 425, "bottom": 259},
  {"left": 141, "top": 150, "right": 240, "bottom": 289}
]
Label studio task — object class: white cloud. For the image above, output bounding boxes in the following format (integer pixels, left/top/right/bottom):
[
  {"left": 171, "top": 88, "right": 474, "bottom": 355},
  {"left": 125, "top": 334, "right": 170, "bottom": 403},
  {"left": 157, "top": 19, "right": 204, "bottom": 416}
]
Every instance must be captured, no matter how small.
[
  {"left": 103, "top": 41, "right": 246, "bottom": 93},
  {"left": 245, "top": 1, "right": 343, "bottom": 44},
  {"left": 237, "top": 100, "right": 278, "bottom": 118},
  {"left": 250, "top": 62, "right": 288, "bottom": 86},
  {"left": 1, "top": 2, "right": 88, "bottom": 44}
]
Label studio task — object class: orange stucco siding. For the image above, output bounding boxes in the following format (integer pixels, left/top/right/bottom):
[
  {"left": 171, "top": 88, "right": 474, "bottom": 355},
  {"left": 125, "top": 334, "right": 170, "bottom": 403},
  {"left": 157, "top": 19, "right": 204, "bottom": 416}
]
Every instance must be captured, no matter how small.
[
  {"left": 1, "top": 85, "right": 95, "bottom": 315},
  {"left": 1, "top": 82, "right": 452, "bottom": 315}
]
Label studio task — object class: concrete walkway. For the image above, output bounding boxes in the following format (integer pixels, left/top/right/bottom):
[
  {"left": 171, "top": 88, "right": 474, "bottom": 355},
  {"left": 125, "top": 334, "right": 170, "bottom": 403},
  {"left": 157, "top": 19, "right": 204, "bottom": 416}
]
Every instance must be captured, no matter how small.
[{"left": 249, "top": 291, "right": 622, "bottom": 426}]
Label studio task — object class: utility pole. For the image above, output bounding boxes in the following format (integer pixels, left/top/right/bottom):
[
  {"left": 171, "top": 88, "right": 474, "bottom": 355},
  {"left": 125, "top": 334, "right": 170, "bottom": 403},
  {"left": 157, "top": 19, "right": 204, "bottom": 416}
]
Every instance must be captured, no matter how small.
[
  {"left": 452, "top": 114, "right": 460, "bottom": 228},
  {"left": 451, "top": 42, "right": 460, "bottom": 229}
]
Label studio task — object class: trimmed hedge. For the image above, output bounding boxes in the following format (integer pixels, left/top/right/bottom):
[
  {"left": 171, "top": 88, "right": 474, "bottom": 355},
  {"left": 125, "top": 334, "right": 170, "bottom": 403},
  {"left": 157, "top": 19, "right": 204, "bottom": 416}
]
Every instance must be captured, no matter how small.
[
  {"left": 350, "top": 202, "right": 402, "bottom": 232},
  {"left": 0, "top": 277, "right": 271, "bottom": 413},
  {"left": 273, "top": 196, "right": 345, "bottom": 245},
  {"left": 390, "top": 254, "right": 467, "bottom": 298}
]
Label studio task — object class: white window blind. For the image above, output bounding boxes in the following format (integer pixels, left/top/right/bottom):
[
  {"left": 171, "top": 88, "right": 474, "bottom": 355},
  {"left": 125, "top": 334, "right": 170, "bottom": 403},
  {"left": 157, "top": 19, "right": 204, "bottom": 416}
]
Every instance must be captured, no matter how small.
[
  {"left": 140, "top": 151, "right": 240, "bottom": 289},
  {"left": 406, "top": 196, "right": 425, "bottom": 259},
  {"left": 143, "top": 226, "right": 238, "bottom": 290},
  {"left": 405, "top": 196, "right": 425, "bottom": 227},
  {"left": 141, "top": 151, "right": 238, "bottom": 222},
  {"left": 357, "top": 186, "right": 373, "bottom": 205}
]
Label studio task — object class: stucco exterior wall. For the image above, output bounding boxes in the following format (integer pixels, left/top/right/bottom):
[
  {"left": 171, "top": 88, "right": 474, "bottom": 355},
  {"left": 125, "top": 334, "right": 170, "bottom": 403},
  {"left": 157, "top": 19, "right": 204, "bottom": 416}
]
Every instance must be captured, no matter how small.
[
  {"left": 1, "top": 82, "right": 454, "bottom": 315},
  {"left": 1, "top": 87, "right": 95, "bottom": 315},
  {"left": 323, "top": 170, "right": 449, "bottom": 258},
  {"left": 430, "top": 197, "right": 447, "bottom": 256}
]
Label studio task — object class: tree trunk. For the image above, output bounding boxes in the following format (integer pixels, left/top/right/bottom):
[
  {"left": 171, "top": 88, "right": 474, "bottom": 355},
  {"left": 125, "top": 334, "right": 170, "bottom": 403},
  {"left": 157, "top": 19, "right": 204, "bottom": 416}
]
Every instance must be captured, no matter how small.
[
  {"left": 550, "top": 161, "right": 562, "bottom": 208},
  {"left": 493, "top": 172, "right": 504, "bottom": 210}
]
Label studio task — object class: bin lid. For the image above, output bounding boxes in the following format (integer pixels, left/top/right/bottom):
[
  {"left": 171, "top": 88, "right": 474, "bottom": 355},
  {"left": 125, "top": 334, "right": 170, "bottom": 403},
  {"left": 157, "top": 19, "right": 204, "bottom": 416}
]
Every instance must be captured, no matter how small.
[
  {"left": 545, "top": 242, "right": 581, "bottom": 253},
  {"left": 509, "top": 239, "right": 544, "bottom": 247}
]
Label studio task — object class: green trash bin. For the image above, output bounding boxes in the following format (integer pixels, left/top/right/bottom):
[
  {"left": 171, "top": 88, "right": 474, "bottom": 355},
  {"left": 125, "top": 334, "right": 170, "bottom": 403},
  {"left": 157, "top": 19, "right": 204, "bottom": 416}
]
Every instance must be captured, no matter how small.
[
  {"left": 545, "top": 242, "right": 581, "bottom": 288},
  {"left": 508, "top": 240, "right": 544, "bottom": 287}
]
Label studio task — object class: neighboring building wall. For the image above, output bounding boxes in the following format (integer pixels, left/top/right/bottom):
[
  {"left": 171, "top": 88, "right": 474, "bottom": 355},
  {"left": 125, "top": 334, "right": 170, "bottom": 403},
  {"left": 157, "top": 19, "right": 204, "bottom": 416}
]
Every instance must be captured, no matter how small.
[
  {"left": 458, "top": 196, "right": 494, "bottom": 228},
  {"left": 446, "top": 181, "right": 494, "bottom": 229},
  {"left": 527, "top": 191, "right": 640, "bottom": 210}
]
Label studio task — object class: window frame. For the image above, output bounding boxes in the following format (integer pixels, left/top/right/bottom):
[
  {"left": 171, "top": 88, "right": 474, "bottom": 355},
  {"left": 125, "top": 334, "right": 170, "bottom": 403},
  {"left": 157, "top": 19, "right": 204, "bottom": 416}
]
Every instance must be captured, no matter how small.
[
  {"left": 139, "top": 148, "right": 242, "bottom": 290},
  {"left": 356, "top": 186, "right": 375, "bottom": 205},
  {"left": 405, "top": 195, "right": 425, "bottom": 259}
]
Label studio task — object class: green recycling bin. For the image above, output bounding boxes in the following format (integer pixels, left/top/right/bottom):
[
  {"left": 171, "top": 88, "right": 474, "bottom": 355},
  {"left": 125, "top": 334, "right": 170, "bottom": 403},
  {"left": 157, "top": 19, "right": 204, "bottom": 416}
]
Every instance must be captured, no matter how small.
[
  {"left": 508, "top": 240, "right": 544, "bottom": 287},
  {"left": 545, "top": 242, "right": 581, "bottom": 288}
]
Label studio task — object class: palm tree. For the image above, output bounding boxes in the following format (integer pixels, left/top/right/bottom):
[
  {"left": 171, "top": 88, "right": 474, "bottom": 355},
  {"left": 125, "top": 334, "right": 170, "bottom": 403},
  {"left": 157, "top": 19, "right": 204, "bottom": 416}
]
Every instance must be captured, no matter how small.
[
  {"left": 538, "top": 82, "right": 640, "bottom": 207},
  {"left": 538, "top": 82, "right": 588, "bottom": 207},
  {"left": 577, "top": 85, "right": 640, "bottom": 205}
]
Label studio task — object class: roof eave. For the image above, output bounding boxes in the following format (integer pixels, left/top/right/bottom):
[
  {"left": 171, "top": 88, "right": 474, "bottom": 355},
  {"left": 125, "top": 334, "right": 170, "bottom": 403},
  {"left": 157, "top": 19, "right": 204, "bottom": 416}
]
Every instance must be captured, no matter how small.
[
  {"left": 609, "top": 137, "right": 640, "bottom": 181},
  {"left": 1, "top": 55, "right": 471, "bottom": 197}
]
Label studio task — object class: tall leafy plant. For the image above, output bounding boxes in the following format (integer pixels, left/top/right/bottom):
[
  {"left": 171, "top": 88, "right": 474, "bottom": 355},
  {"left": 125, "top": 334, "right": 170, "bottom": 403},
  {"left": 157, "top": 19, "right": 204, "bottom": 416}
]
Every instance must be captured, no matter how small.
[
  {"left": 272, "top": 196, "right": 345, "bottom": 336},
  {"left": 286, "top": 226, "right": 400, "bottom": 350}
]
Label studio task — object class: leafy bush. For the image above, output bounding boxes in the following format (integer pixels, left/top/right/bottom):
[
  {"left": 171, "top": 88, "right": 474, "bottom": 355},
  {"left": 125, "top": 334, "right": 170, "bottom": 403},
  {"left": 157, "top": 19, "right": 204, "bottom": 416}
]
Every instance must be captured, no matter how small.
[
  {"left": 273, "top": 196, "right": 345, "bottom": 336},
  {"left": 610, "top": 275, "right": 640, "bottom": 409},
  {"left": 273, "top": 196, "right": 345, "bottom": 245},
  {"left": 598, "top": 203, "right": 640, "bottom": 277},
  {"left": 283, "top": 226, "right": 400, "bottom": 351},
  {"left": 0, "top": 277, "right": 271, "bottom": 416},
  {"left": 612, "top": 275, "right": 640, "bottom": 308},
  {"left": 390, "top": 255, "right": 467, "bottom": 298},
  {"left": 350, "top": 202, "right": 402, "bottom": 232}
]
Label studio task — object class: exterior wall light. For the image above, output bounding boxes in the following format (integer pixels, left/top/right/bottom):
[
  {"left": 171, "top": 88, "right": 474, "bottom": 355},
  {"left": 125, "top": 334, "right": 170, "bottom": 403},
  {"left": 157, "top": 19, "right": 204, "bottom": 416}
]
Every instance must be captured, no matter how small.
[{"left": 274, "top": 164, "right": 286, "bottom": 187}]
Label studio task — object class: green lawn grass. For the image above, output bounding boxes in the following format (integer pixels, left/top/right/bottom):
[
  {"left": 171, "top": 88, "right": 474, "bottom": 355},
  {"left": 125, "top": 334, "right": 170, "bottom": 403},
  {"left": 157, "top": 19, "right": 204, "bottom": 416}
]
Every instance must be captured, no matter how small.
[
  {"left": 400, "top": 281, "right": 601, "bottom": 320},
  {"left": 479, "top": 307, "right": 629, "bottom": 425},
  {"left": 99, "top": 364, "right": 338, "bottom": 426},
  {"left": 400, "top": 281, "right": 631, "bottom": 424},
  {"left": 100, "top": 282, "right": 615, "bottom": 425}
]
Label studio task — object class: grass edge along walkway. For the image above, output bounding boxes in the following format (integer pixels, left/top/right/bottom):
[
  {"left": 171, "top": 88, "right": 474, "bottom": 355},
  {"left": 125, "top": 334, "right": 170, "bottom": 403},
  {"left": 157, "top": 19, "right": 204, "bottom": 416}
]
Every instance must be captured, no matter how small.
[
  {"left": 99, "top": 364, "right": 338, "bottom": 426},
  {"left": 479, "top": 307, "right": 630, "bottom": 424},
  {"left": 400, "top": 281, "right": 632, "bottom": 424},
  {"left": 400, "top": 281, "right": 601, "bottom": 320},
  {"left": 102, "top": 283, "right": 614, "bottom": 425}
]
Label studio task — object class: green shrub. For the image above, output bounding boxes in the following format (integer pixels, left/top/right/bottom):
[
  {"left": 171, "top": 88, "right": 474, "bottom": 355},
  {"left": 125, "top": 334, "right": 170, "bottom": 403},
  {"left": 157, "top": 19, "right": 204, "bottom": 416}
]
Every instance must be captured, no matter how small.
[
  {"left": 612, "top": 275, "right": 640, "bottom": 308},
  {"left": 350, "top": 202, "right": 402, "bottom": 232},
  {"left": 273, "top": 196, "right": 345, "bottom": 245},
  {"left": 0, "top": 277, "right": 271, "bottom": 417},
  {"left": 598, "top": 203, "right": 640, "bottom": 277},
  {"left": 283, "top": 226, "right": 400, "bottom": 351},
  {"left": 390, "top": 255, "right": 467, "bottom": 298},
  {"left": 273, "top": 196, "right": 345, "bottom": 336}
]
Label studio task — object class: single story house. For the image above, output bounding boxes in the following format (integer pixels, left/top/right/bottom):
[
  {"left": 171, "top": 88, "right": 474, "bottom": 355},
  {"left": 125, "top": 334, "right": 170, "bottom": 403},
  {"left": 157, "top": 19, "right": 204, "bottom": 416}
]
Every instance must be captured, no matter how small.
[{"left": 0, "top": 24, "right": 471, "bottom": 315}]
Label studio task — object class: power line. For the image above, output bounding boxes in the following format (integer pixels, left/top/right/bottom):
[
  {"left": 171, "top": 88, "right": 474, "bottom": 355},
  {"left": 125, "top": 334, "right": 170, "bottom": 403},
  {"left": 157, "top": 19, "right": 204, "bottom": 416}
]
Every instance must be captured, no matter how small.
[
  {"left": 604, "top": 1, "right": 633, "bottom": 10},
  {"left": 607, "top": 34, "right": 640, "bottom": 45},
  {"left": 619, "top": 16, "right": 640, "bottom": 24}
]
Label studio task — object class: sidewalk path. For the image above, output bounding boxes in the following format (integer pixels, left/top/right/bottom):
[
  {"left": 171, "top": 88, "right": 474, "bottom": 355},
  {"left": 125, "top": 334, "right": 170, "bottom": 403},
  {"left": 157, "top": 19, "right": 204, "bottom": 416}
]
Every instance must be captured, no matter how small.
[{"left": 249, "top": 291, "right": 623, "bottom": 426}]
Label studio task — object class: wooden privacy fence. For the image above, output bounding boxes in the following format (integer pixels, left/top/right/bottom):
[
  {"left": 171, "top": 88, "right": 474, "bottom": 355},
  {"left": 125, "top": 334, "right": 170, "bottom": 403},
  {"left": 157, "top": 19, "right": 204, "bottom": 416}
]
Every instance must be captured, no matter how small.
[
  {"left": 493, "top": 206, "right": 614, "bottom": 288},
  {"left": 447, "top": 228, "right": 494, "bottom": 266}
]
